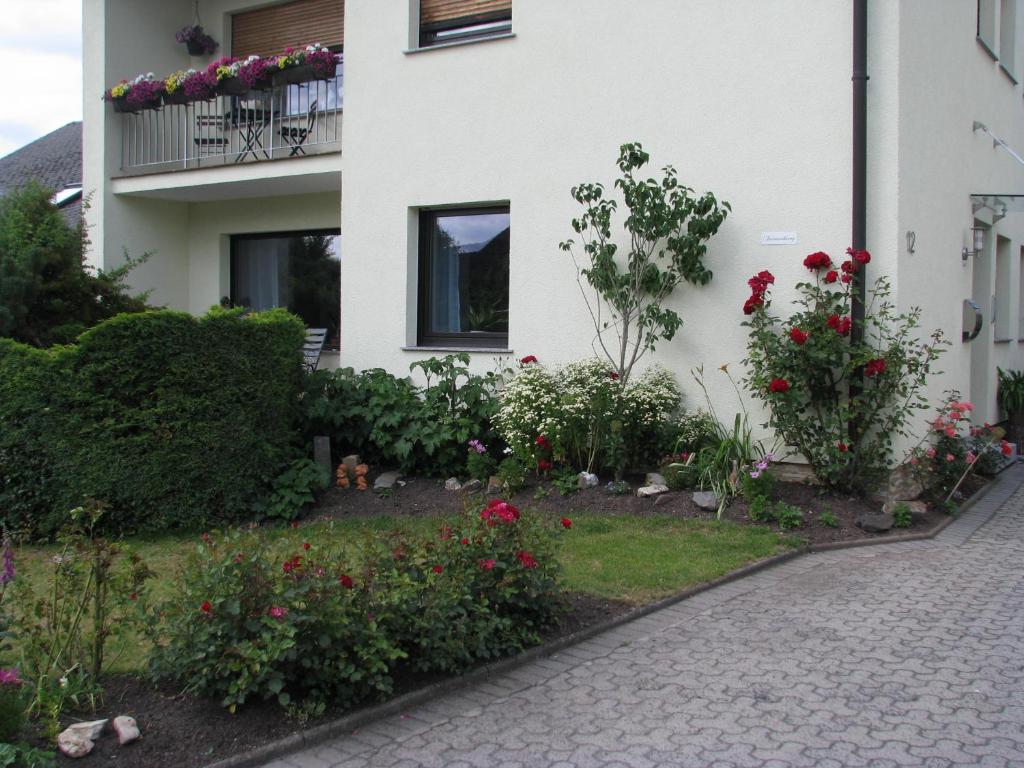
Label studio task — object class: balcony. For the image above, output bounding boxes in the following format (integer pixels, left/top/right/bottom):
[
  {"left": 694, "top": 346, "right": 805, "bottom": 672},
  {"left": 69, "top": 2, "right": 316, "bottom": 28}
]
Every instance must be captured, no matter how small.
[{"left": 117, "top": 74, "right": 342, "bottom": 176}]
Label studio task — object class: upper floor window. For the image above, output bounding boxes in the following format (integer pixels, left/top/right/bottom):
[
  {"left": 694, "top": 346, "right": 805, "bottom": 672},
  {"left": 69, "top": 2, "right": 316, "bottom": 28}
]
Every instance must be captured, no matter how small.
[
  {"left": 418, "top": 207, "right": 509, "bottom": 348},
  {"left": 419, "top": 0, "right": 512, "bottom": 47},
  {"left": 232, "top": 0, "right": 344, "bottom": 59}
]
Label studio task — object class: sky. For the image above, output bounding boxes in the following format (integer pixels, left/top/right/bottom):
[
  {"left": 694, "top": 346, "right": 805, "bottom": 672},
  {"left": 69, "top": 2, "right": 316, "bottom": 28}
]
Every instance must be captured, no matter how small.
[{"left": 0, "top": 2, "right": 83, "bottom": 159}]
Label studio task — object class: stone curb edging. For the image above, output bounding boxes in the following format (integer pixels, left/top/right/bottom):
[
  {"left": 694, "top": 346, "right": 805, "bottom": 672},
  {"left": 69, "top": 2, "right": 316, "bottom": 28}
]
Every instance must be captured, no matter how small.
[{"left": 204, "top": 474, "right": 1006, "bottom": 768}]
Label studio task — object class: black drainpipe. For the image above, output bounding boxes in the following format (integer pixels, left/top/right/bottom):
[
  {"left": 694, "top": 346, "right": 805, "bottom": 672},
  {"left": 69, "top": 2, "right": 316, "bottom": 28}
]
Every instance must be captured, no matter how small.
[{"left": 850, "top": 0, "right": 868, "bottom": 442}]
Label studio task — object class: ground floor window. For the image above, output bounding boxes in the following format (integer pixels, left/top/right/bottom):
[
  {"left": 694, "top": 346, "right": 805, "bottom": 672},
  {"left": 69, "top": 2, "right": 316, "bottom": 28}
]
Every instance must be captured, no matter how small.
[
  {"left": 418, "top": 207, "right": 509, "bottom": 348},
  {"left": 231, "top": 230, "right": 340, "bottom": 349}
]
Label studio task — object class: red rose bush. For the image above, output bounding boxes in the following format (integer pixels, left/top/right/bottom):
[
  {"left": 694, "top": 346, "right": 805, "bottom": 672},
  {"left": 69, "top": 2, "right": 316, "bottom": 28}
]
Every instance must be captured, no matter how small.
[{"left": 742, "top": 249, "right": 946, "bottom": 492}]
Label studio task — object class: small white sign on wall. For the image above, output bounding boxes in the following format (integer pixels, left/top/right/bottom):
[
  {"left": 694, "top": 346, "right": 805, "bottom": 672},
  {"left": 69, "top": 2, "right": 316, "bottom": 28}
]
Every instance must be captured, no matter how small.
[{"left": 760, "top": 231, "right": 799, "bottom": 245}]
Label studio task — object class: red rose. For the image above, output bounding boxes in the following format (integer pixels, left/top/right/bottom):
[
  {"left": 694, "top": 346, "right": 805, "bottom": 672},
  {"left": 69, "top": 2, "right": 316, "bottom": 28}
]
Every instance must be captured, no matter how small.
[
  {"left": 847, "top": 247, "right": 871, "bottom": 265},
  {"left": 841, "top": 273, "right": 852, "bottom": 284},
  {"left": 841, "top": 260, "right": 857, "bottom": 274},
  {"left": 303, "top": 542, "right": 310, "bottom": 551},
  {"left": 339, "top": 574, "right": 354, "bottom": 589},
  {"left": 200, "top": 601, "right": 212, "bottom": 614},
  {"left": 803, "top": 251, "right": 832, "bottom": 271},
  {"left": 609, "top": 371, "right": 619, "bottom": 381},
  {"left": 864, "top": 358, "right": 886, "bottom": 377},
  {"left": 431, "top": 564, "right": 443, "bottom": 574},
  {"left": 479, "top": 559, "right": 496, "bottom": 571},
  {"left": 516, "top": 551, "right": 539, "bottom": 569},
  {"left": 769, "top": 378, "right": 790, "bottom": 393},
  {"left": 460, "top": 537, "right": 469, "bottom": 545},
  {"left": 824, "top": 270, "right": 838, "bottom": 284},
  {"left": 538, "top": 459, "right": 553, "bottom": 472},
  {"left": 757, "top": 270, "right": 775, "bottom": 284},
  {"left": 837, "top": 317, "right": 852, "bottom": 336},
  {"left": 520, "top": 355, "right": 538, "bottom": 365},
  {"left": 789, "top": 328, "right": 808, "bottom": 345},
  {"left": 535, "top": 434, "right": 551, "bottom": 450},
  {"left": 561, "top": 517, "right": 572, "bottom": 529},
  {"left": 743, "top": 294, "right": 764, "bottom": 315},
  {"left": 837, "top": 442, "right": 848, "bottom": 453}
]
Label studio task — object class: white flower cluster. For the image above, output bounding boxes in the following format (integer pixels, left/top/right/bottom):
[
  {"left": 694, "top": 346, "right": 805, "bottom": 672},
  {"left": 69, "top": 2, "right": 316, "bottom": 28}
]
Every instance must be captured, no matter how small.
[{"left": 494, "top": 359, "right": 682, "bottom": 464}]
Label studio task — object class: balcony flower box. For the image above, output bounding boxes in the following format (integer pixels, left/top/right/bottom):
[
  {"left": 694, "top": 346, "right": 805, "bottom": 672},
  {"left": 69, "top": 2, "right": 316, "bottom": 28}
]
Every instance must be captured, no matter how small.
[
  {"left": 272, "top": 44, "right": 339, "bottom": 86},
  {"left": 103, "top": 73, "right": 165, "bottom": 112}
]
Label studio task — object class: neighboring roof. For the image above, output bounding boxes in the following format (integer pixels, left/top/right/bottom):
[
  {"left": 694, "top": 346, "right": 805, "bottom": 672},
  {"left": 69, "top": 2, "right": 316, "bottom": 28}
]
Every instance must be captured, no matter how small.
[{"left": 0, "top": 122, "right": 83, "bottom": 227}]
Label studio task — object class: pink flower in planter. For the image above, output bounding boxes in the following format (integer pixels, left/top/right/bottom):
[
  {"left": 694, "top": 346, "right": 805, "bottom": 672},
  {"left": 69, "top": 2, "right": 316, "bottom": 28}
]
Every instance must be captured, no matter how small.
[{"left": 269, "top": 606, "right": 288, "bottom": 620}]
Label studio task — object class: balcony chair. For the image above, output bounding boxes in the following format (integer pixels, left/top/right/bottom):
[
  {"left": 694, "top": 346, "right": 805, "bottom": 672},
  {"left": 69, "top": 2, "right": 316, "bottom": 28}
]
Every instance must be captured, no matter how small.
[
  {"left": 281, "top": 99, "right": 319, "bottom": 156},
  {"left": 303, "top": 327, "right": 327, "bottom": 373}
]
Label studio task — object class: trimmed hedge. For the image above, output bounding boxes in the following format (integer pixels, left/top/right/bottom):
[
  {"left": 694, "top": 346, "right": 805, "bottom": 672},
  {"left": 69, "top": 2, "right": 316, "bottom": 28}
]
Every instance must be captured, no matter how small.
[{"left": 0, "top": 308, "right": 306, "bottom": 537}]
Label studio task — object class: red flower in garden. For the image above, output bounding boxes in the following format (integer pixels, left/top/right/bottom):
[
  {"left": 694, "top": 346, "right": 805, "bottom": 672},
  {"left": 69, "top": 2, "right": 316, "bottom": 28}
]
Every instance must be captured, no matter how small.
[
  {"left": 269, "top": 606, "right": 288, "bottom": 620},
  {"left": 837, "top": 442, "right": 848, "bottom": 453},
  {"left": 609, "top": 371, "right": 620, "bottom": 381},
  {"left": 747, "top": 272, "right": 774, "bottom": 295},
  {"left": 841, "top": 260, "right": 858, "bottom": 275},
  {"left": 290, "top": 521, "right": 300, "bottom": 529},
  {"left": 538, "top": 459, "right": 553, "bottom": 472},
  {"left": 864, "top": 358, "right": 887, "bottom": 377},
  {"left": 460, "top": 537, "right": 469, "bottom": 545},
  {"left": 769, "top": 378, "right": 790, "bottom": 393},
  {"left": 520, "top": 355, "right": 538, "bottom": 365},
  {"left": 303, "top": 542, "right": 310, "bottom": 551},
  {"left": 561, "top": 517, "right": 573, "bottom": 529},
  {"left": 200, "top": 601, "right": 212, "bottom": 614},
  {"left": 841, "top": 273, "right": 852, "bottom": 284},
  {"left": 282, "top": 555, "right": 303, "bottom": 574},
  {"left": 339, "top": 574, "right": 354, "bottom": 589},
  {"left": 431, "top": 564, "right": 444, "bottom": 574},
  {"left": 827, "top": 315, "right": 851, "bottom": 336},
  {"left": 480, "top": 559, "right": 496, "bottom": 571},
  {"left": 824, "top": 270, "right": 838, "bottom": 284},
  {"left": 234, "top": 552, "right": 244, "bottom": 564},
  {"left": 516, "top": 551, "right": 539, "bottom": 569},
  {"left": 847, "top": 247, "right": 871, "bottom": 265},
  {"left": 789, "top": 328, "right": 809, "bottom": 345},
  {"left": 803, "top": 251, "right": 832, "bottom": 271},
  {"left": 535, "top": 434, "right": 551, "bottom": 450},
  {"left": 440, "top": 525, "right": 453, "bottom": 541},
  {"left": 743, "top": 294, "right": 764, "bottom": 315},
  {"left": 1002, "top": 441, "right": 1013, "bottom": 456}
]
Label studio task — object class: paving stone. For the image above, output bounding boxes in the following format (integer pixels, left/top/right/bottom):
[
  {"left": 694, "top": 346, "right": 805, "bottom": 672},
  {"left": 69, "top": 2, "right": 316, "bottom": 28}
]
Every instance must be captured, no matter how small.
[{"left": 259, "top": 466, "right": 1024, "bottom": 768}]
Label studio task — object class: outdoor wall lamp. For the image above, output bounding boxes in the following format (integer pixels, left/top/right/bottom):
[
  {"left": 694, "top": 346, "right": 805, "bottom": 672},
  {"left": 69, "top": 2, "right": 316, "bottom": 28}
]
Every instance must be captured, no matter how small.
[{"left": 962, "top": 226, "right": 986, "bottom": 261}]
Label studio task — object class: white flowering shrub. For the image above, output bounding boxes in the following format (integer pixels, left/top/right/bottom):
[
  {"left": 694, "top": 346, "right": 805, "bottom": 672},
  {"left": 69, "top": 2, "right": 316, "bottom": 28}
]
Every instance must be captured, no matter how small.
[{"left": 494, "top": 359, "right": 681, "bottom": 475}]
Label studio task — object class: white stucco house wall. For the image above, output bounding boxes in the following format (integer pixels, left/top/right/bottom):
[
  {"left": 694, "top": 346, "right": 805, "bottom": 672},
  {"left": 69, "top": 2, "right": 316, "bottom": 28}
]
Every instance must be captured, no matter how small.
[{"left": 83, "top": 0, "right": 1024, "bottom": 443}]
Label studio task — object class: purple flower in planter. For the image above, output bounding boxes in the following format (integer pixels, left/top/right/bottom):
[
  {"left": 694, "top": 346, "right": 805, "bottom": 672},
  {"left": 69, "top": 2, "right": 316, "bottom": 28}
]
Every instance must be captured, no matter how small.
[
  {"left": 238, "top": 56, "right": 275, "bottom": 88},
  {"left": 126, "top": 77, "right": 166, "bottom": 107},
  {"left": 182, "top": 70, "right": 217, "bottom": 99},
  {"left": 176, "top": 25, "right": 218, "bottom": 55}
]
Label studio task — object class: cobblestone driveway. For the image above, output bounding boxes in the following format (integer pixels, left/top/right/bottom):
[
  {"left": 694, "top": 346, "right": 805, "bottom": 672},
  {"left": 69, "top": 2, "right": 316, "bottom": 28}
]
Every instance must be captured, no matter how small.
[{"left": 264, "top": 468, "right": 1024, "bottom": 768}]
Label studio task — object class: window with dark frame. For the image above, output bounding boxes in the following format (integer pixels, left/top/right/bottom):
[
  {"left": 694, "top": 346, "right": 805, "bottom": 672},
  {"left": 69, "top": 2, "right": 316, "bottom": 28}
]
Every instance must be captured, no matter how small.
[
  {"left": 418, "top": 208, "right": 510, "bottom": 348},
  {"left": 419, "top": 0, "right": 512, "bottom": 47},
  {"left": 231, "top": 230, "right": 341, "bottom": 350}
]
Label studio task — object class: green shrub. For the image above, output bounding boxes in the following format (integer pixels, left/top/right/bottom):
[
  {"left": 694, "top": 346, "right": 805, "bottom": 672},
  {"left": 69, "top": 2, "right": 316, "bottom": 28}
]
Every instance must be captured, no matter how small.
[
  {"left": 151, "top": 500, "right": 565, "bottom": 711},
  {"left": 672, "top": 410, "right": 720, "bottom": 454},
  {"left": 255, "top": 459, "right": 330, "bottom": 522},
  {"left": 819, "top": 509, "right": 839, "bottom": 528},
  {"left": 774, "top": 503, "right": 804, "bottom": 530},
  {"left": 301, "top": 354, "right": 504, "bottom": 477},
  {"left": 891, "top": 502, "right": 912, "bottom": 529},
  {"left": 494, "top": 359, "right": 681, "bottom": 476},
  {"left": 0, "top": 742, "right": 55, "bottom": 768},
  {"left": 0, "top": 308, "right": 306, "bottom": 537}
]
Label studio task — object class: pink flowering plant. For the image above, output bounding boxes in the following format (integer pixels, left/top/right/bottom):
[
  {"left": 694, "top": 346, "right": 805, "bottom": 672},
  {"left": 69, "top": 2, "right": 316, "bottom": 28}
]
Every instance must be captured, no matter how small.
[
  {"left": 743, "top": 249, "right": 947, "bottom": 493},
  {"left": 465, "top": 438, "right": 497, "bottom": 481},
  {"left": 906, "top": 392, "right": 1011, "bottom": 499}
]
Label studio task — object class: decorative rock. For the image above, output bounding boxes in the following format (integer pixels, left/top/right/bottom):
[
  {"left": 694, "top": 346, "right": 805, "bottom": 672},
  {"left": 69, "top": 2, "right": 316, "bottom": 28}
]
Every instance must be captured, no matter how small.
[
  {"left": 342, "top": 454, "right": 361, "bottom": 474},
  {"left": 66, "top": 719, "right": 107, "bottom": 740},
  {"left": 374, "top": 471, "right": 401, "bottom": 490},
  {"left": 882, "top": 499, "right": 928, "bottom": 517},
  {"left": 577, "top": 472, "right": 599, "bottom": 488},
  {"left": 692, "top": 491, "right": 720, "bottom": 511},
  {"left": 486, "top": 476, "right": 503, "bottom": 495},
  {"left": 113, "top": 715, "right": 140, "bottom": 746},
  {"left": 460, "top": 478, "right": 483, "bottom": 494},
  {"left": 444, "top": 477, "right": 462, "bottom": 491},
  {"left": 645, "top": 472, "right": 666, "bottom": 486},
  {"left": 57, "top": 730, "right": 94, "bottom": 759},
  {"left": 856, "top": 512, "right": 894, "bottom": 532},
  {"left": 313, "top": 436, "right": 332, "bottom": 476},
  {"left": 886, "top": 464, "right": 924, "bottom": 501},
  {"left": 654, "top": 492, "right": 678, "bottom": 507},
  {"left": 770, "top": 463, "right": 818, "bottom": 484},
  {"left": 636, "top": 484, "right": 669, "bottom": 498}
]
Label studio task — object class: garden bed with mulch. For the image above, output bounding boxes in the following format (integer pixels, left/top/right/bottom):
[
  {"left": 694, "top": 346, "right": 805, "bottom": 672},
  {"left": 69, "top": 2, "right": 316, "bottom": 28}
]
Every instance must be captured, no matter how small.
[
  {"left": 48, "top": 594, "right": 629, "bottom": 768},
  {"left": 311, "top": 471, "right": 970, "bottom": 547}
]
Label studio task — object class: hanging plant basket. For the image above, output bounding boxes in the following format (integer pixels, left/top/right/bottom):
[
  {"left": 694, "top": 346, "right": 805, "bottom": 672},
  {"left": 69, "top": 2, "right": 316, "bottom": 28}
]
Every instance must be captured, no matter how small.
[{"left": 186, "top": 39, "right": 210, "bottom": 56}]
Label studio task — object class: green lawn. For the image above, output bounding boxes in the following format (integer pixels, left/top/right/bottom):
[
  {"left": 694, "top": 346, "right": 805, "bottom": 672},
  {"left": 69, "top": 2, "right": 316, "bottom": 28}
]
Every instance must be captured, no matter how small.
[{"left": 8, "top": 513, "right": 799, "bottom": 673}]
